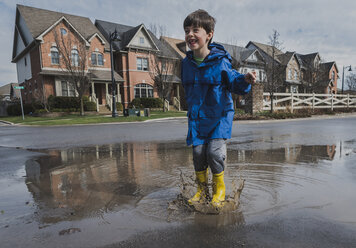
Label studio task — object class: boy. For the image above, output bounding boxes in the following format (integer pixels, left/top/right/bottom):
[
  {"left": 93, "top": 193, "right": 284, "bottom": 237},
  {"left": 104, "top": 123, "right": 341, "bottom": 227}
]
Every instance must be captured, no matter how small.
[{"left": 181, "top": 9, "right": 256, "bottom": 208}]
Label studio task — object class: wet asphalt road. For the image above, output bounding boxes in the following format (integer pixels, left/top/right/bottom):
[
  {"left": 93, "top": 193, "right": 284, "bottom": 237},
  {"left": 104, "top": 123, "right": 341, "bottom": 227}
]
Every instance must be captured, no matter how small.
[{"left": 1, "top": 116, "right": 356, "bottom": 248}]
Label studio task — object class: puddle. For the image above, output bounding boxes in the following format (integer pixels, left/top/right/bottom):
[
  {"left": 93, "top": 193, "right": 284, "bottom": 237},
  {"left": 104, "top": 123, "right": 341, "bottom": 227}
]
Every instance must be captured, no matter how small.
[{"left": 2, "top": 138, "right": 356, "bottom": 247}]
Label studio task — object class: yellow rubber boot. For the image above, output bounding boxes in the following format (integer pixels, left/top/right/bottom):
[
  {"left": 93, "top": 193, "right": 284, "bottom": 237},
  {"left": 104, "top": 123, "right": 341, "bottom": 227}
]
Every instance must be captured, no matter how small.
[
  {"left": 211, "top": 171, "right": 225, "bottom": 208},
  {"left": 188, "top": 169, "right": 209, "bottom": 205}
]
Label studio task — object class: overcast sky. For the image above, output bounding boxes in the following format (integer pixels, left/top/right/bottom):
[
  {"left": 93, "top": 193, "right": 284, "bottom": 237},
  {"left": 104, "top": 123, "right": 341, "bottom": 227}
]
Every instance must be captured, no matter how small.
[{"left": 1, "top": 0, "right": 355, "bottom": 87}]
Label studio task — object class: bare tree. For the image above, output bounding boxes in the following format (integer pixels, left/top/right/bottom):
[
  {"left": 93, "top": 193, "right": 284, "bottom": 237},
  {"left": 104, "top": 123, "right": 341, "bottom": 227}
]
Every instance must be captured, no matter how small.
[
  {"left": 53, "top": 26, "right": 91, "bottom": 116},
  {"left": 347, "top": 73, "right": 356, "bottom": 92},
  {"left": 32, "top": 80, "right": 49, "bottom": 111},
  {"left": 149, "top": 55, "right": 179, "bottom": 112},
  {"left": 264, "top": 29, "right": 285, "bottom": 112}
]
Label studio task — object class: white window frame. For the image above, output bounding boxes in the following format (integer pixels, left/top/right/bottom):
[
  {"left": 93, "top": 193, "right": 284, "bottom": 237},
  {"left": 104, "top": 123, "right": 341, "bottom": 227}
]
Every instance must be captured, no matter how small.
[
  {"left": 91, "top": 52, "right": 104, "bottom": 66},
  {"left": 51, "top": 46, "right": 59, "bottom": 65},
  {"left": 134, "top": 83, "right": 153, "bottom": 98},
  {"left": 71, "top": 49, "right": 79, "bottom": 66},
  {"left": 137, "top": 57, "right": 148, "bottom": 71},
  {"left": 61, "top": 81, "right": 76, "bottom": 97}
]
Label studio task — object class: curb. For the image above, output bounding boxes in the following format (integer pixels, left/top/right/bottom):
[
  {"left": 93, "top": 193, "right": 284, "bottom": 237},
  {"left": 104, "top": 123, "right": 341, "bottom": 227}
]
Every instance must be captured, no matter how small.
[{"left": 0, "top": 120, "right": 14, "bottom": 125}]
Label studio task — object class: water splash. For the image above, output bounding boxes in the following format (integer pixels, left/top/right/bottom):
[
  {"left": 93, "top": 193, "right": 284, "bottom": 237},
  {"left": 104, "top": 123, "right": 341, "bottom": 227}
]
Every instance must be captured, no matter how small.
[{"left": 168, "top": 170, "right": 245, "bottom": 215}]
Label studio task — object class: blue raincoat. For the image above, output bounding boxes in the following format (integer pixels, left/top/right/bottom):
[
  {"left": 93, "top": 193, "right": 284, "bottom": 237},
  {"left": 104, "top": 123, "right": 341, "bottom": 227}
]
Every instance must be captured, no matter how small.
[{"left": 181, "top": 43, "right": 251, "bottom": 146}]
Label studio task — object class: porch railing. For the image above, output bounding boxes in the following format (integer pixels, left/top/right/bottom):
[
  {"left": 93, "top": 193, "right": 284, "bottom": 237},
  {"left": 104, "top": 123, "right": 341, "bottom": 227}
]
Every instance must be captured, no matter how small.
[
  {"left": 106, "top": 94, "right": 112, "bottom": 112},
  {"left": 173, "top": 97, "right": 181, "bottom": 111},
  {"left": 89, "top": 94, "right": 99, "bottom": 112},
  {"left": 164, "top": 99, "right": 170, "bottom": 111}
]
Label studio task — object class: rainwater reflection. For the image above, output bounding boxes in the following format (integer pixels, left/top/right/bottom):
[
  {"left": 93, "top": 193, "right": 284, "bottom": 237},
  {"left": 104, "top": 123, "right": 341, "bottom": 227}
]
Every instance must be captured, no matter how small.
[{"left": 23, "top": 139, "right": 356, "bottom": 227}]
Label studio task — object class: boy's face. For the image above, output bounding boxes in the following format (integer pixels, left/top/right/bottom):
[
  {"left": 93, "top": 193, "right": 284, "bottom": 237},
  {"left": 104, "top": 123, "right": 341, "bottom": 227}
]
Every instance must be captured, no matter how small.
[{"left": 184, "top": 26, "right": 213, "bottom": 52}]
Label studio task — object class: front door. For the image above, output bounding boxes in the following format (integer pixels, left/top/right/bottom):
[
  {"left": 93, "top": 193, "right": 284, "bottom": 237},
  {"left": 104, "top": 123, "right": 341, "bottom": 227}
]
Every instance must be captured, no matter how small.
[{"left": 94, "top": 84, "right": 103, "bottom": 104}]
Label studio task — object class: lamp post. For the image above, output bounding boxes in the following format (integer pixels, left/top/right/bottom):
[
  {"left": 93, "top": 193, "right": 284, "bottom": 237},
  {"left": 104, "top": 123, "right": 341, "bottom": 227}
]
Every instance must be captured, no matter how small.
[
  {"left": 109, "top": 29, "right": 121, "bottom": 117},
  {"left": 341, "top": 65, "right": 352, "bottom": 95}
]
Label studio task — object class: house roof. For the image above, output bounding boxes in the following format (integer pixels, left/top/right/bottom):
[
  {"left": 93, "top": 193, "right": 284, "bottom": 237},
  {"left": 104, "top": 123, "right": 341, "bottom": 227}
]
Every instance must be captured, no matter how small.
[
  {"left": 160, "top": 36, "right": 186, "bottom": 59},
  {"left": 320, "top": 62, "right": 337, "bottom": 73},
  {"left": 95, "top": 20, "right": 178, "bottom": 59},
  {"left": 17, "top": 5, "right": 104, "bottom": 40},
  {"left": 39, "top": 69, "right": 124, "bottom": 82},
  {"left": 0, "top": 83, "right": 21, "bottom": 98},
  {"left": 15, "top": 5, "right": 109, "bottom": 51},
  {"left": 246, "top": 41, "right": 284, "bottom": 63},
  {"left": 277, "top": 51, "right": 295, "bottom": 66}
]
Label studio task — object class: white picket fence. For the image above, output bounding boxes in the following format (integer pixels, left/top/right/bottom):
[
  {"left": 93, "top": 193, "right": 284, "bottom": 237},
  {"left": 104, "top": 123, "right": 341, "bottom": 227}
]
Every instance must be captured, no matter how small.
[{"left": 263, "top": 92, "right": 356, "bottom": 112}]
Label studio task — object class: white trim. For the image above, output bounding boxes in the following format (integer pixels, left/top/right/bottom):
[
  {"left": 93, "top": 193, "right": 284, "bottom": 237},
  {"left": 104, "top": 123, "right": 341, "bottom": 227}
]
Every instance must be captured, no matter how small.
[
  {"left": 88, "top": 33, "right": 106, "bottom": 45},
  {"left": 36, "top": 16, "right": 90, "bottom": 46},
  {"left": 126, "top": 24, "right": 159, "bottom": 51}
]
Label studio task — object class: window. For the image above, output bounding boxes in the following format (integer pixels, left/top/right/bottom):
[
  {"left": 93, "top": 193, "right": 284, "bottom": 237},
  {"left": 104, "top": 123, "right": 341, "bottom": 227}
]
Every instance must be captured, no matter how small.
[
  {"left": 139, "top": 37, "right": 145, "bottom": 44},
  {"left": 288, "top": 69, "right": 292, "bottom": 80},
  {"left": 91, "top": 52, "right": 104, "bottom": 66},
  {"left": 137, "top": 57, "right": 148, "bottom": 71},
  {"left": 24, "top": 57, "right": 27, "bottom": 66},
  {"left": 249, "top": 53, "right": 257, "bottom": 61},
  {"left": 134, "top": 83, "right": 153, "bottom": 98},
  {"left": 71, "top": 49, "right": 79, "bottom": 66},
  {"left": 291, "top": 85, "right": 298, "bottom": 93},
  {"left": 61, "top": 81, "right": 75, "bottom": 96},
  {"left": 294, "top": 70, "right": 298, "bottom": 80},
  {"left": 259, "top": 70, "right": 263, "bottom": 81},
  {"left": 61, "top": 28, "right": 67, "bottom": 35},
  {"left": 51, "top": 46, "right": 59, "bottom": 64},
  {"left": 332, "top": 71, "right": 335, "bottom": 81}
]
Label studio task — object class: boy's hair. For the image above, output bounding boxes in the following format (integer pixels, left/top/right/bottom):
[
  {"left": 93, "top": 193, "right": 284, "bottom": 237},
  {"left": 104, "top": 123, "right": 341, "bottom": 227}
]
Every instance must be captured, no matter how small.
[{"left": 183, "top": 9, "right": 216, "bottom": 45}]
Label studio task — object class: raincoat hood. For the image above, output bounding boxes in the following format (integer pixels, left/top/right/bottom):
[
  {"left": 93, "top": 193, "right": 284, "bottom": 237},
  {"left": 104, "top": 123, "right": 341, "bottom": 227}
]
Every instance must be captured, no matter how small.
[{"left": 186, "top": 42, "right": 232, "bottom": 65}]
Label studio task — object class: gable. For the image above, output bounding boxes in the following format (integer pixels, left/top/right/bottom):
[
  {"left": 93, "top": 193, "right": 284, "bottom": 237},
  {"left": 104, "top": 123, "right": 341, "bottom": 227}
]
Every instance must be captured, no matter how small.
[
  {"left": 37, "top": 16, "right": 89, "bottom": 46},
  {"left": 127, "top": 26, "right": 159, "bottom": 51},
  {"left": 246, "top": 50, "right": 264, "bottom": 63}
]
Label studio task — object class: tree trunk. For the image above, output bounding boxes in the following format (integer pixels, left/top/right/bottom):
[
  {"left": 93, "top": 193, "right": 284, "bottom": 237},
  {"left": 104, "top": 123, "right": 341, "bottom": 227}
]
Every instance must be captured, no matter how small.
[{"left": 80, "top": 96, "right": 84, "bottom": 116}]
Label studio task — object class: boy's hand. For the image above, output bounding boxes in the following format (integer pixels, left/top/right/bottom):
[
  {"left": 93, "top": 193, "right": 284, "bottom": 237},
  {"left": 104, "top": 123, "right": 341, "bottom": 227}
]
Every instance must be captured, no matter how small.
[{"left": 245, "top": 72, "right": 256, "bottom": 85}]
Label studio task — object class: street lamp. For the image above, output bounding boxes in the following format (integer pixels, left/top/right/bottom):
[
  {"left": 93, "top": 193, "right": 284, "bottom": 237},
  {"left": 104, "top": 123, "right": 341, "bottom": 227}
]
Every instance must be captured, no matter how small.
[
  {"left": 109, "top": 29, "right": 121, "bottom": 117},
  {"left": 341, "top": 65, "right": 352, "bottom": 95}
]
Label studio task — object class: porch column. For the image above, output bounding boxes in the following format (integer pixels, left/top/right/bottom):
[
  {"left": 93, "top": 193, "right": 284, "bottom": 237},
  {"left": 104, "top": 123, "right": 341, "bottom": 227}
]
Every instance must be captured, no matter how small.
[
  {"left": 105, "top": 83, "right": 109, "bottom": 98},
  {"left": 91, "top": 82, "right": 95, "bottom": 97},
  {"left": 117, "top": 83, "right": 121, "bottom": 102},
  {"left": 176, "top": 84, "right": 180, "bottom": 99}
]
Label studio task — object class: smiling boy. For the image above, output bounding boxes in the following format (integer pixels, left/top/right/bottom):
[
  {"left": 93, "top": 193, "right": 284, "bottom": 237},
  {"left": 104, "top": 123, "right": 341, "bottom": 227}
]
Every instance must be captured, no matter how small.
[{"left": 181, "top": 9, "right": 256, "bottom": 208}]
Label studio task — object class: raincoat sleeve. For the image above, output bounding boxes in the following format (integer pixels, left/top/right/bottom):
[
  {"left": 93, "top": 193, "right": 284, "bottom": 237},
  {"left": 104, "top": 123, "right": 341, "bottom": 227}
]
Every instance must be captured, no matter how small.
[{"left": 221, "top": 59, "right": 251, "bottom": 95}]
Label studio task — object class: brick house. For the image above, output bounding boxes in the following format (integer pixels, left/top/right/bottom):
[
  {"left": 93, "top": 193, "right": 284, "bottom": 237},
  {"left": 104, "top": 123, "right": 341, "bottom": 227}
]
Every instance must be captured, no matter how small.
[
  {"left": 246, "top": 41, "right": 338, "bottom": 94},
  {"left": 95, "top": 20, "right": 181, "bottom": 109},
  {"left": 12, "top": 5, "right": 124, "bottom": 112}
]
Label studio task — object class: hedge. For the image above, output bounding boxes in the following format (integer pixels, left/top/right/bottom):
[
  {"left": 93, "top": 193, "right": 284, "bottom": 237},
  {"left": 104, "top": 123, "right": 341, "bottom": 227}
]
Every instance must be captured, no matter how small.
[
  {"left": 129, "top": 98, "right": 163, "bottom": 108},
  {"left": 6, "top": 103, "right": 35, "bottom": 116}
]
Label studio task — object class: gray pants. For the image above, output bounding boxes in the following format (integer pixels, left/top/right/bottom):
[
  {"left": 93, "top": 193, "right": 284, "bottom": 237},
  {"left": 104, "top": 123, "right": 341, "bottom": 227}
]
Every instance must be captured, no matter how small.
[{"left": 193, "top": 139, "right": 226, "bottom": 174}]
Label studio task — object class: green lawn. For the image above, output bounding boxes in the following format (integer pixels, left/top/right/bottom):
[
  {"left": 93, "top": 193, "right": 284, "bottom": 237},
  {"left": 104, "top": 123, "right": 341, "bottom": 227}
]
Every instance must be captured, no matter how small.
[{"left": 0, "top": 111, "right": 187, "bottom": 126}]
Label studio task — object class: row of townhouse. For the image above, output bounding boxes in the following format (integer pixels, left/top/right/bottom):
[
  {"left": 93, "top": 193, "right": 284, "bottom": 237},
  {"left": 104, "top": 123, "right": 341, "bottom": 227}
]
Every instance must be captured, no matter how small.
[{"left": 12, "top": 4, "right": 338, "bottom": 113}]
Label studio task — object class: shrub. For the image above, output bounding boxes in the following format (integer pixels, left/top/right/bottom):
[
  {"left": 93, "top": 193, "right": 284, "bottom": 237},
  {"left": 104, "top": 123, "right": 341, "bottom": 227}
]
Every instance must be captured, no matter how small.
[
  {"left": 129, "top": 98, "right": 163, "bottom": 108},
  {"left": 48, "top": 95, "right": 80, "bottom": 110},
  {"left": 84, "top": 101, "right": 97, "bottom": 111},
  {"left": 116, "top": 102, "right": 123, "bottom": 111},
  {"left": 6, "top": 103, "right": 35, "bottom": 116}
]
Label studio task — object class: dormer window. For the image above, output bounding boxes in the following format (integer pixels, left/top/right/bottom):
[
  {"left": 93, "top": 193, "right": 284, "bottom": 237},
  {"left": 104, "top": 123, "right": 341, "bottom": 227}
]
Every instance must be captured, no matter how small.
[
  {"left": 51, "top": 46, "right": 59, "bottom": 64},
  {"left": 332, "top": 71, "right": 335, "bottom": 81},
  {"left": 91, "top": 52, "right": 104, "bottom": 66},
  {"left": 60, "top": 28, "right": 67, "bottom": 35},
  {"left": 139, "top": 37, "right": 145, "bottom": 44}
]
